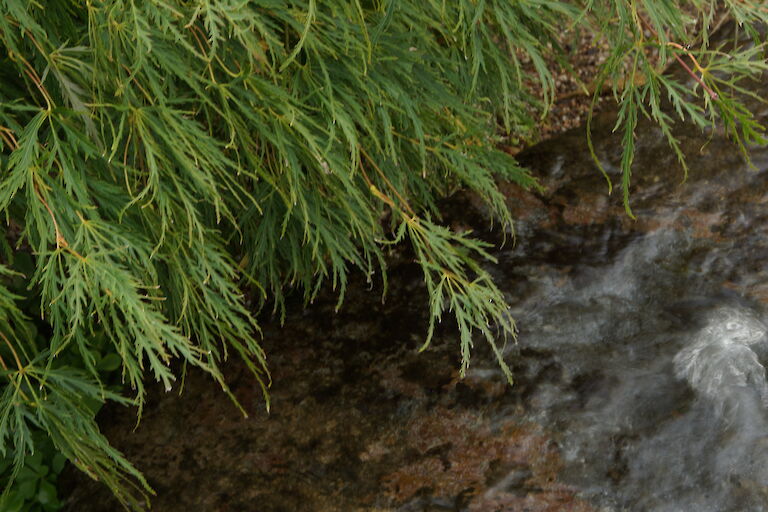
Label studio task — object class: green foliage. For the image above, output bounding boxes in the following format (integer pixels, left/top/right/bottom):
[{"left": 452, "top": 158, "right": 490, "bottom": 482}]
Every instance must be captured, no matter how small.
[
  {"left": 584, "top": 0, "right": 768, "bottom": 216},
  {"left": 0, "top": 1, "right": 765, "bottom": 509},
  {"left": 0, "top": 433, "right": 66, "bottom": 512},
  {"left": 0, "top": 255, "right": 133, "bottom": 511}
]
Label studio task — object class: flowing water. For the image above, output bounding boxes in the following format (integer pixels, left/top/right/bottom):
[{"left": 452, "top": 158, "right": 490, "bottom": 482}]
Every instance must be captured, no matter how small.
[
  {"left": 493, "top": 226, "right": 768, "bottom": 511},
  {"left": 64, "top": 25, "right": 768, "bottom": 512}
]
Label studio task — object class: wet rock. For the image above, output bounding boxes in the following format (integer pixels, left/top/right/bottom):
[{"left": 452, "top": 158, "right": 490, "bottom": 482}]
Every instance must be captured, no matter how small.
[{"left": 61, "top": 264, "right": 593, "bottom": 511}]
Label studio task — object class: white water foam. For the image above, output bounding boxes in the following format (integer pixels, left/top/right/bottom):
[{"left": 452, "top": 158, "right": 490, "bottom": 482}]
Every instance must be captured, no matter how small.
[{"left": 674, "top": 306, "right": 768, "bottom": 416}]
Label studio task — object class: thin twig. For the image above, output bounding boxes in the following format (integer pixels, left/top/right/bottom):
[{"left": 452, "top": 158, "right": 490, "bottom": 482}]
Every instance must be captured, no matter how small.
[
  {"left": 0, "top": 332, "right": 23, "bottom": 372},
  {"left": 0, "top": 125, "right": 18, "bottom": 149},
  {"left": 669, "top": 47, "right": 718, "bottom": 99},
  {"left": 33, "top": 179, "right": 68, "bottom": 249},
  {"left": 638, "top": 15, "right": 719, "bottom": 100},
  {"left": 359, "top": 147, "right": 416, "bottom": 217}
]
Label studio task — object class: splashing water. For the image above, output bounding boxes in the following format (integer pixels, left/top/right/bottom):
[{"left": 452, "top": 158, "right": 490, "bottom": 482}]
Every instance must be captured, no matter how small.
[{"left": 674, "top": 307, "right": 768, "bottom": 414}]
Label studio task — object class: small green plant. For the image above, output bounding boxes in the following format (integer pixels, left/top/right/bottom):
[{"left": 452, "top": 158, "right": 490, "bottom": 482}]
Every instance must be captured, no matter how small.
[
  {"left": 0, "top": 433, "right": 66, "bottom": 512},
  {"left": 0, "top": 1, "right": 766, "bottom": 509}
]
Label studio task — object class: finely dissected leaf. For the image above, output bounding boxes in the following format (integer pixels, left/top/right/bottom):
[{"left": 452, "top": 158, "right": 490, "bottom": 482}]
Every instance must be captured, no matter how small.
[{"left": 584, "top": 1, "right": 768, "bottom": 211}]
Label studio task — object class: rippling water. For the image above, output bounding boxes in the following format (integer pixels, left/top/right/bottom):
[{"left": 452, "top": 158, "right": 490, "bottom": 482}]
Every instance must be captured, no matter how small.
[{"left": 493, "top": 225, "right": 768, "bottom": 511}]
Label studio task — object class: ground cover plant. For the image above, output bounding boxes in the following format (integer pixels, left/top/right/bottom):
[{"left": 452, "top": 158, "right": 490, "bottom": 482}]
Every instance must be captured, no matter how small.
[{"left": 0, "top": 1, "right": 767, "bottom": 509}]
